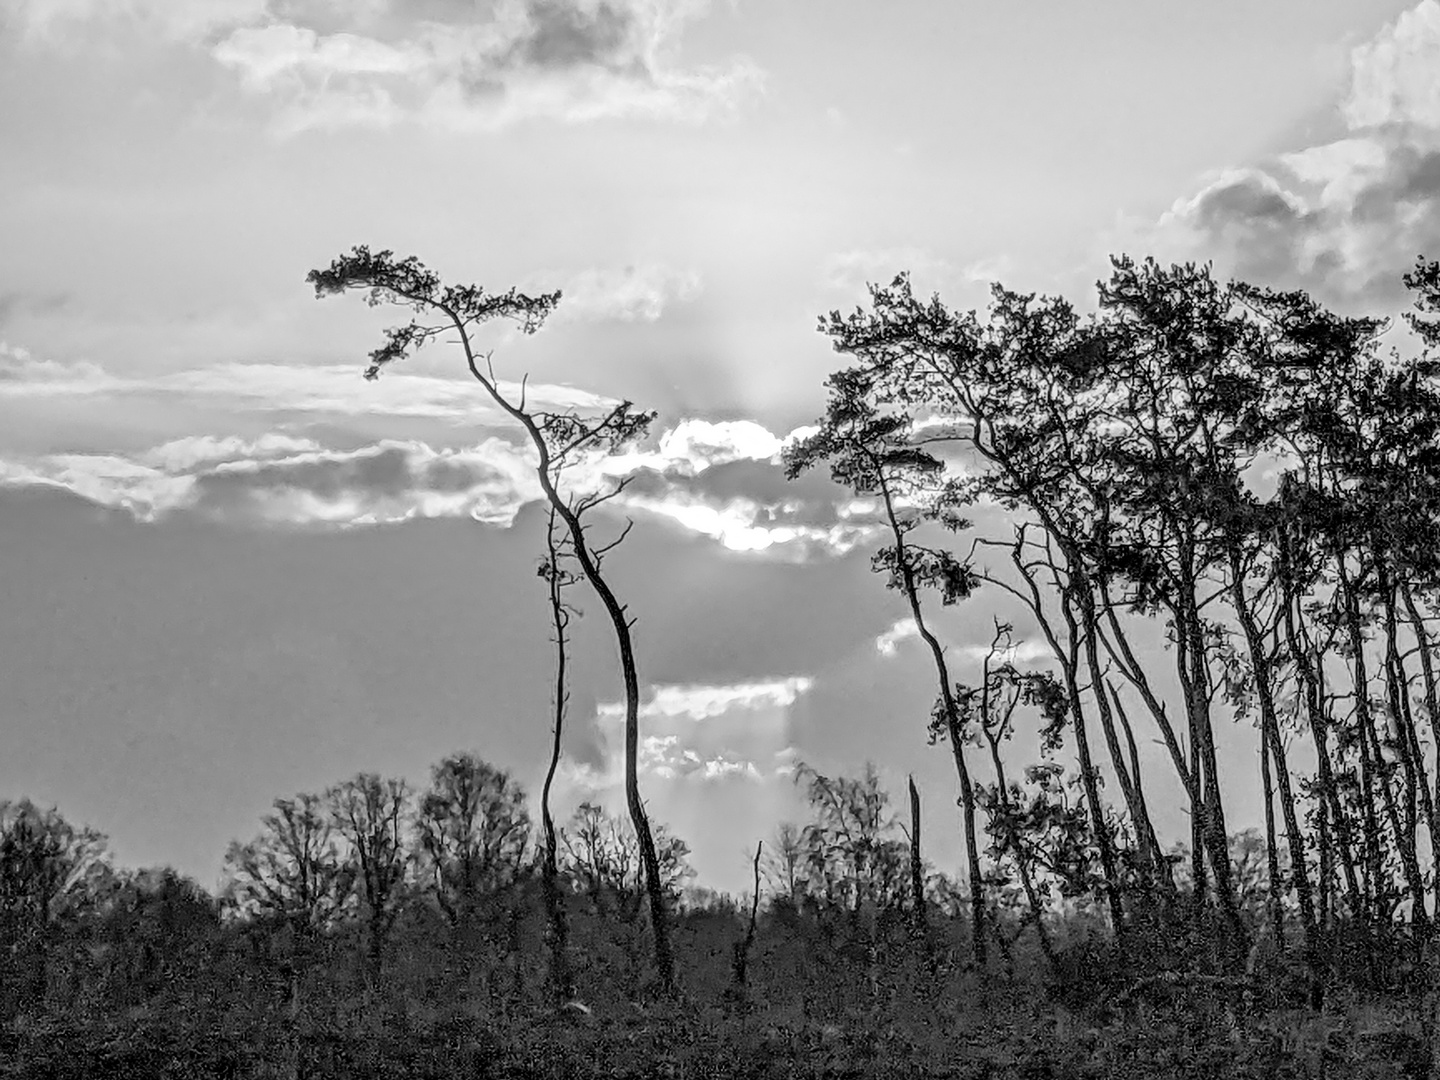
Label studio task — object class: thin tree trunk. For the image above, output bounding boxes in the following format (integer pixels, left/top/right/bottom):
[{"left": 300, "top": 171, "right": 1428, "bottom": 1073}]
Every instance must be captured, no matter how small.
[
  {"left": 1400, "top": 584, "right": 1440, "bottom": 829},
  {"left": 1108, "top": 682, "right": 1173, "bottom": 895},
  {"left": 908, "top": 775, "right": 926, "bottom": 937},
  {"left": 1012, "top": 539, "right": 1126, "bottom": 941},
  {"left": 729, "top": 841, "right": 762, "bottom": 1001},
  {"left": 1381, "top": 575, "right": 1436, "bottom": 935},
  {"left": 874, "top": 471, "right": 987, "bottom": 967},
  {"left": 456, "top": 341, "right": 675, "bottom": 995},
  {"left": 1337, "top": 552, "right": 1389, "bottom": 926},
  {"left": 982, "top": 721, "right": 1058, "bottom": 971},
  {"left": 1179, "top": 587, "right": 1248, "bottom": 954},
  {"left": 1080, "top": 592, "right": 1154, "bottom": 897},
  {"left": 1400, "top": 582, "right": 1440, "bottom": 918},
  {"left": 540, "top": 508, "right": 575, "bottom": 1005},
  {"left": 1059, "top": 575, "right": 1128, "bottom": 941},
  {"left": 1279, "top": 524, "right": 1366, "bottom": 925},
  {"left": 1227, "top": 541, "right": 1318, "bottom": 988},
  {"left": 1261, "top": 726, "right": 1285, "bottom": 951}
]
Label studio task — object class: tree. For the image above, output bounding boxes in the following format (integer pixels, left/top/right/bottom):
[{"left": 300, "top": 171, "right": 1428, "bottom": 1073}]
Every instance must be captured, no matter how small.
[
  {"left": 784, "top": 379, "right": 989, "bottom": 964},
  {"left": 0, "top": 800, "right": 109, "bottom": 1018},
  {"left": 308, "top": 246, "right": 676, "bottom": 994},
  {"left": 90, "top": 867, "right": 219, "bottom": 1011},
  {"left": 414, "top": 753, "right": 531, "bottom": 926},
  {"left": 326, "top": 773, "right": 412, "bottom": 993},
  {"left": 223, "top": 791, "right": 351, "bottom": 1080},
  {"left": 559, "top": 801, "right": 694, "bottom": 903},
  {"left": 538, "top": 505, "right": 579, "bottom": 1004},
  {"left": 791, "top": 762, "right": 911, "bottom": 916},
  {"left": 760, "top": 822, "right": 806, "bottom": 906},
  {"left": 810, "top": 277, "right": 1135, "bottom": 943},
  {"left": 223, "top": 793, "right": 352, "bottom": 938}
]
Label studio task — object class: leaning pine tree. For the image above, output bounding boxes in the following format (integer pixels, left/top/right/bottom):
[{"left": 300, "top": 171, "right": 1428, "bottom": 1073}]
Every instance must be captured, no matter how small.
[{"left": 307, "top": 246, "right": 676, "bottom": 995}]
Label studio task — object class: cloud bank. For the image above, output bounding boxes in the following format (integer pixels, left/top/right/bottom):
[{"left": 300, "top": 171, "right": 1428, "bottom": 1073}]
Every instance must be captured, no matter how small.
[{"left": 0, "top": 405, "right": 886, "bottom": 557}]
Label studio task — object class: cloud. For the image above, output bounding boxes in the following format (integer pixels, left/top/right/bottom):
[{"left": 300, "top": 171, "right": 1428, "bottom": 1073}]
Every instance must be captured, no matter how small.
[
  {"left": 554, "top": 263, "right": 702, "bottom": 322},
  {"left": 0, "top": 414, "right": 886, "bottom": 556},
  {"left": 0, "top": 454, "right": 196, "bottom": 521},
  {"left": 603, "top": 417, "right": 785, "bottom": 475},
  {"left": 0, "top": 342, "right": 110, "bottom": 387},
  {"left": 202, "top": 0, "right": 763, "bottom": 133},
  {"left": 0, "top": 436, "right": 540, "bottom": 526},
  {"left": 191, "top": 439, "right": 539, "bottom": 525},
  {"left": 557, "top": 675, "right": 816, "bottom": 894},
  {"left": 1345, "top": 0, "right": 1440, "bottom": 129},
  {"left": 0, "top": 353, "right": 615, "bottom": 420},
  {"left": 4, "top": 0, "right": 267, "bottom": 44},
  {"left": 616, "top": 487, "right": 881, "bottom": 556},
  {"left": 599, "top": 436, "right": 890, "bottom": 558},
  {"left": 140, "top": 433, "right": 323, "bottom": 472},
  {"left": 569, "top": 678, "right": 813, "bottom": 789},
  {"left": 8, "top": 0, "right": 762, "bottom": 130},
  {"left": 875, "top": 617, "right": 919, "bottom": 657},
  {"left": 0, "top": 356, "right": 885, "bottom": 555},
  {"left": 1150, "top": 1, "right": 1440, "bottom": 304}
]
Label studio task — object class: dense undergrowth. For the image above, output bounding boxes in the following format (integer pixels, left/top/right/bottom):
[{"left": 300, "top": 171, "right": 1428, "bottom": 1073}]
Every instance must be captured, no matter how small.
[{"left": 2, "top": 847, "right": 1437, "bottom": 1079}]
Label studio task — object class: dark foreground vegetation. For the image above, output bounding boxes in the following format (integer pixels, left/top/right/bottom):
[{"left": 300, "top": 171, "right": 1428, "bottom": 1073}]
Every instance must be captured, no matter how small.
[
  {"left": 6, "top": 769, "right": 1440, "bottom": 1080},
  {"left": 8, "top": 250, "right": 1440, "bottom": 1077}
]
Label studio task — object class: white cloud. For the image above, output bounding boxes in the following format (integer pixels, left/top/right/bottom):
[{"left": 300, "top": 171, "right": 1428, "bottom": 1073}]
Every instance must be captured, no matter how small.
[
  {"left": 1344, "top": 0, "right": 1440, "bottom": 129},
  {"left": 956, "top": 639, "right": 1054, "bottom": 666},
  {"left": 617, "top": 488, "right": 882, "bottom": 556},
  {"left": 0, "top": 342, "right": 113, "bottom": 390},
  {"left": 574, "top": 677, "right": 815, "bottom": 791},
  {"left": 602, "top": 677, "right": 815, "bottom": 721},
  {"left": 556, "top": 676, "right": 816, "bottom": 895},
  {"left": 875, "top": 617, "right": 919, "bottom": 658},
  {"left": 0, "top": 355, "right": 616, "bottom": 421},
  {"left": 0, "top": 454, "right": 194, "bottom": 521},
  {"left": 555, "top": 263, "right": 702, "bottom": 322},
  {"left": 141, "top": 433, "right": 322, "bottom": 472},
  {"left": 603, "top": 417, "right": 784, "bottom": 476}
]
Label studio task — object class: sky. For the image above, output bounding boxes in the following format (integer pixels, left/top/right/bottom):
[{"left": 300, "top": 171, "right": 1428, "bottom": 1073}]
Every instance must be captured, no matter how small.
[{"left": 3, "top": 0, "right": 1440, "bottom": 898}]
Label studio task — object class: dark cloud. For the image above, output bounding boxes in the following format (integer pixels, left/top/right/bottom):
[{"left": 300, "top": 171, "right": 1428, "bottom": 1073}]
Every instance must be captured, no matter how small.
[
  {"left": 186, "top": 442, "right": 528, "bottom": 524},
  {"left": 505, "top": 0, "right": 638, "bottom": 73},
  {"left": 1164, "top": 148, "right": 1440, "bottom": 306}
]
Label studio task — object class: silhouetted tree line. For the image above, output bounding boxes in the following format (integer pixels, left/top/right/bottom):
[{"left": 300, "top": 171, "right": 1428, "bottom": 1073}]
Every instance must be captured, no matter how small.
[
  {"left": 0, "top": 755, "right": 1029, "bottom": 1078},
  {"left": 5, "top": 250, "right": 1440, "bottom": 1076},
  {"left": 787, "top": 253, "right": 1440, "bottom": 1006}
]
